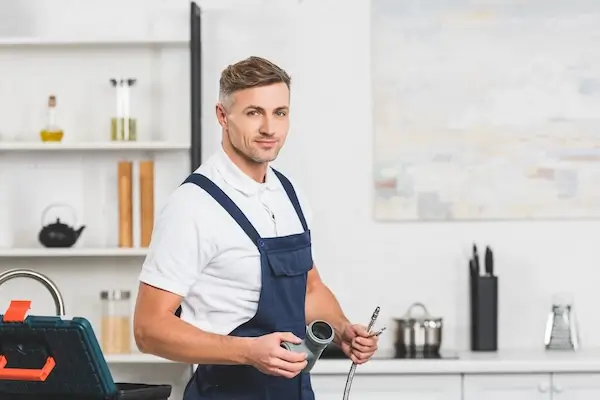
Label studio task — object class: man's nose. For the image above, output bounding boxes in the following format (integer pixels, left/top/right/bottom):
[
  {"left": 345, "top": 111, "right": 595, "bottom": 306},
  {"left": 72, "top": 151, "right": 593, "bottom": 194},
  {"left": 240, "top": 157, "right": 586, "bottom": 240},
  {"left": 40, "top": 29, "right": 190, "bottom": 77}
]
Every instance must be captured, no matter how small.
[{"left": 259, "top": 116, "right": 276, "bottom": 136}]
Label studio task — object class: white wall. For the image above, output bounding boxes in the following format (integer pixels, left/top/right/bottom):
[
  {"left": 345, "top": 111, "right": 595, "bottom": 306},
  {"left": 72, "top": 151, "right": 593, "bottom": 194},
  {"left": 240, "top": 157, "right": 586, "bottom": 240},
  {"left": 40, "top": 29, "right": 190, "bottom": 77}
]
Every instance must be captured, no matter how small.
[
  {"left": 1, "top": 0, "right": 599, "bottom": 397},
  {"left": 267, "top": 0, "right": 600, "bottom": 355}
]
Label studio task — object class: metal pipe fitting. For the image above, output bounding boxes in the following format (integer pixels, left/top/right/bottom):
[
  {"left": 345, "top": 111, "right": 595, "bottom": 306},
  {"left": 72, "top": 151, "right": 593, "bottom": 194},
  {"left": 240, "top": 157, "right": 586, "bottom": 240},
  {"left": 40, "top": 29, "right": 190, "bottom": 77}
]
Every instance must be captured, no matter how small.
[{"left": 281, "top": 320, "right": 335, "bottom": 373}]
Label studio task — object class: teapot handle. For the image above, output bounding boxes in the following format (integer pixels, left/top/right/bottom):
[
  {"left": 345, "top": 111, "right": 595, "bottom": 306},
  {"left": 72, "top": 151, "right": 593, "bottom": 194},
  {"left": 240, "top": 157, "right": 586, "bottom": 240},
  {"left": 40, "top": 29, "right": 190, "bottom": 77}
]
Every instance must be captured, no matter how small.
[{"left": 41, "top": 203, "right": 78, "bottom": 227}]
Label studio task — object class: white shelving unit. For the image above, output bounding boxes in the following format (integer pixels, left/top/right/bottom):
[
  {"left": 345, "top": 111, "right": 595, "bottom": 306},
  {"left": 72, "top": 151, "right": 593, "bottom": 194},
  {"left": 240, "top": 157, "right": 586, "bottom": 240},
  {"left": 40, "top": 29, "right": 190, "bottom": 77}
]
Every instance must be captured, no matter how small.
[
  {"left": 0, "top": 141, "right": 190, "bottom": 152},
  {"left": 0, "top": 37, "right": 188, "bottom": 47},
  {"left": 0, "top": 248, "right": 148, "bottom": 258},
  {"left": 0, "top": 4, "right": 198, "bottom": 394}
]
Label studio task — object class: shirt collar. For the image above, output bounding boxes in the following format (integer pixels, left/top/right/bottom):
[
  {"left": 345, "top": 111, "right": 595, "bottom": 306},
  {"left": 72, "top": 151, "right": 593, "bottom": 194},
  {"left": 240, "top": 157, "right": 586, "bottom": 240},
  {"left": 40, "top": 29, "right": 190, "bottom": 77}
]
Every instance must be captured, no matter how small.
[{"left": 214, "top": 146, "right": 282, "bottom": 196}]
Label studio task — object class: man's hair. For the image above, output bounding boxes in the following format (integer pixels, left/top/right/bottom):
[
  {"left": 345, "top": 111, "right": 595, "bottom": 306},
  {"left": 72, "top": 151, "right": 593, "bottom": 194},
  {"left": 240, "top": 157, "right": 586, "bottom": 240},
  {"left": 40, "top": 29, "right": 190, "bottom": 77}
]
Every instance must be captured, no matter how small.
[{"left": 219, "top": 56, "right": 291, "bottom": 106}]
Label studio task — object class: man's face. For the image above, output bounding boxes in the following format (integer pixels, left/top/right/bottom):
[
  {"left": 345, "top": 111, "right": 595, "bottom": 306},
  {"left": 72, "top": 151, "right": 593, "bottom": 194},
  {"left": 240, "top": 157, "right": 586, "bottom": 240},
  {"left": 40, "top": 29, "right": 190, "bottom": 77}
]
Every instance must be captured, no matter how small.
[{"left": 217, "top": 82, "right": 290, "bottom": 164}]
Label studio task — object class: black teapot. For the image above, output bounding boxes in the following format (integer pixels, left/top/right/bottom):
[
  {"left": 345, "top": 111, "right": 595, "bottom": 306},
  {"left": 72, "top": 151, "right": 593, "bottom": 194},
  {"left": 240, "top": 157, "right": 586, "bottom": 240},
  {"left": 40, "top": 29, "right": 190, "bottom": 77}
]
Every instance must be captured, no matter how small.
[{"left": 38, "top": 204, "right": 86, "bottom": 248}]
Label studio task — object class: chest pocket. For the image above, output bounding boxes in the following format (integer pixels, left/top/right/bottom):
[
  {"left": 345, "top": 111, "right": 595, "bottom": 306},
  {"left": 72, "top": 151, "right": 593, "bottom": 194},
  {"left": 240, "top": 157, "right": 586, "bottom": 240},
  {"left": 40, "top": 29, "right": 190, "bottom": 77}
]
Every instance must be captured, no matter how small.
[
  {"left": 260, "top": 231, "right": 313, "bottom": 277},
  {"left": 266, "top": 246, "right": 313, "bottom": 277}
]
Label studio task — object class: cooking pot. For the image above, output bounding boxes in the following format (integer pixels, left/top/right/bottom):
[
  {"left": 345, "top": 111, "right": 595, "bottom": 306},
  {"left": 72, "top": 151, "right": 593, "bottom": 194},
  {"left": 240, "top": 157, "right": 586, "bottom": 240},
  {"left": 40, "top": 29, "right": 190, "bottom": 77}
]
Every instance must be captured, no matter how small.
[{"left": 393, "top": 302, "right": 443, "bottom": 356}]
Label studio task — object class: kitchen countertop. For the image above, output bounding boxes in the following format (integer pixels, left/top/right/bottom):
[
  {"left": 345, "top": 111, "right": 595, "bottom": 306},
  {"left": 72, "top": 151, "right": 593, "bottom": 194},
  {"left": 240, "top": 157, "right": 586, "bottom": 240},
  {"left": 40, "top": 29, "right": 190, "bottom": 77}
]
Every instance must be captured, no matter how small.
[
  {"left": 310, "top": 349, "right": 600, "bottom": 375},
  {"left": 105, "top": 349, "right": 600, "bottom": 375}
]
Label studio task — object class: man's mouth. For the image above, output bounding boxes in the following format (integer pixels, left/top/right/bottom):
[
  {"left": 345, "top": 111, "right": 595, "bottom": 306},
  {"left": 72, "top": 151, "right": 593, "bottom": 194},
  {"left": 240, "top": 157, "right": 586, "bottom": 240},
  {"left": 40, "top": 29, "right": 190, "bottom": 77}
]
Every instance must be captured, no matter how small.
[{"left": 256, "top": 140, "right": 278, "bottom": 147}]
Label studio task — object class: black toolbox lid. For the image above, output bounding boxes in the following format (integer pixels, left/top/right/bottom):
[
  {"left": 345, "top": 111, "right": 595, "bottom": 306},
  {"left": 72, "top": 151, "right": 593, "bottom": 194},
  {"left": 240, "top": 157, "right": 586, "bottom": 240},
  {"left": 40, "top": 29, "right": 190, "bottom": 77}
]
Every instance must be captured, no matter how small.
[{"left": 0, "top": 300, "right": 172, "bottom": 400}]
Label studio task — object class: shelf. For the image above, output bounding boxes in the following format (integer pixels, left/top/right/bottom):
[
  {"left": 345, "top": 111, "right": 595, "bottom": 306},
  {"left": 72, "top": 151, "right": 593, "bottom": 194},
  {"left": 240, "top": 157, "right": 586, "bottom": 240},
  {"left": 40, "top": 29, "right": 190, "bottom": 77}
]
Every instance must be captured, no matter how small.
[
  {"left": 0, "top": 141, "right": 190, "bottom": 152},
  {"left": 0, "top": 248, "right": 148, "bottom": 258},
  {"left": 104, "top": 353, "right": 179, "bottom": 364},
  {"left": 0, "top": 37, "right": 188, "bottom": 47}
]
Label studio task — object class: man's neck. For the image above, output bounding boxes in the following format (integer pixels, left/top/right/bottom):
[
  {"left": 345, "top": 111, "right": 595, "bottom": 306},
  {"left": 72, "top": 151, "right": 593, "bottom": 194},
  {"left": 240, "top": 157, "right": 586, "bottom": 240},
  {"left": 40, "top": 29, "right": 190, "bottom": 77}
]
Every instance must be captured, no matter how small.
[{"left": 222, "top": 144, "right": 268, "bottom": 183}]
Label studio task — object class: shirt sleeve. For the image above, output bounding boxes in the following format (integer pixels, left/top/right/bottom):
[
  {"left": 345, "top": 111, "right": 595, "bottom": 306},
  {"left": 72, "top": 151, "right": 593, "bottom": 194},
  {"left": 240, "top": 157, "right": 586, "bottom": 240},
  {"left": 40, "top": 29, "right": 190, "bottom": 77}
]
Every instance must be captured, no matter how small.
[{"left": 138, "top": 188, "right": 214, "bottom": 297}]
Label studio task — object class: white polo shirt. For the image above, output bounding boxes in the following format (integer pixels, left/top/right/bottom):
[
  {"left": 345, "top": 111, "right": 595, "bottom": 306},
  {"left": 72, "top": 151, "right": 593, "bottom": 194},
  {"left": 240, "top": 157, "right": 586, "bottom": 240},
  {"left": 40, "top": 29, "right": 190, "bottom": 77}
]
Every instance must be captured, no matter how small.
[{"left": 138, "top": 147, "right": 313, "bottom": 335}]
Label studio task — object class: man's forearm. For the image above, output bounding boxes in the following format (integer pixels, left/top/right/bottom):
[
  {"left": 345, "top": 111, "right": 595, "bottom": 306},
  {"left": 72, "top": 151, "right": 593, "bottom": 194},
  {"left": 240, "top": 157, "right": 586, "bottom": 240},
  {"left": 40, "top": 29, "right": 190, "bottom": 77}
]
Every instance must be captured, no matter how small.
[
  {"left": 305, "top": 282, "right": 350, "bottom": 345},
  {"left": 134, "top": 313, "right": 251, "bottom": 365}
]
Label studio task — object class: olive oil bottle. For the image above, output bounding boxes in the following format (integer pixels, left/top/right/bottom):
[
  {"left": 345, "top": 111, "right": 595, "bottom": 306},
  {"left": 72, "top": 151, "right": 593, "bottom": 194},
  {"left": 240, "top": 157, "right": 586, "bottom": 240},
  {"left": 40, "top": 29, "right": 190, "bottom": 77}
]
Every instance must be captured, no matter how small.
[
  {"left": 40, "top": 94, "right": 64, "bottom": 142},
  {"left": 110, "top": 78, "right": 137, "bottom": 141}
]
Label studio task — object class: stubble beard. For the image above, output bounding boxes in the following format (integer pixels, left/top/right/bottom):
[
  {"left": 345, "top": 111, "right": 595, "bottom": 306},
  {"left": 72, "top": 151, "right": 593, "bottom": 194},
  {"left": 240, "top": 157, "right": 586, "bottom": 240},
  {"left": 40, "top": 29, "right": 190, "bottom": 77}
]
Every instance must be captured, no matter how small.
[{"left": 230, "top": 136, "right": 280, "bottom": 164}]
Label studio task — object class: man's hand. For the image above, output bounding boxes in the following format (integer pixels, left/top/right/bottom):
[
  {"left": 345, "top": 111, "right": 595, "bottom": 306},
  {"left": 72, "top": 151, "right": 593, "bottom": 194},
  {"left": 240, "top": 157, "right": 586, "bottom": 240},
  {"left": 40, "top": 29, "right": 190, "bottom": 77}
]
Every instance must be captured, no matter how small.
[
  {"left": 246, "top": 332, "right": 308, "bottom": 379},
  {"left": 339, "top": 324, "right": 379, "bottom": 364}
]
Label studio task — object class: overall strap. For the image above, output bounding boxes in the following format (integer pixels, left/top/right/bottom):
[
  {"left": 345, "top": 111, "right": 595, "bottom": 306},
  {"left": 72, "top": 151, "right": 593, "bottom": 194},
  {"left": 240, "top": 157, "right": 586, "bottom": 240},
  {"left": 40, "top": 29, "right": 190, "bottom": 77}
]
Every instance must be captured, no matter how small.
[
  {"left": 182, "top": 174, "right": 262, "bottom": 246},
  {"left": 271, "top": 169, "right": 308, "bottom": 232}
]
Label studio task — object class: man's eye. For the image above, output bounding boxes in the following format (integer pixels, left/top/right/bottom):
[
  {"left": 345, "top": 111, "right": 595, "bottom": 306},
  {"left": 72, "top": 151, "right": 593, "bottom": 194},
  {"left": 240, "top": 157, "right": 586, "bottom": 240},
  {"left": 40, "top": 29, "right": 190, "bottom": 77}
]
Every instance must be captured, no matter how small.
[
  {"left": 276, "top": 111, "right": 287, "bottom": 117},
  {"left": 247, "top": 110, "right": 259, "bottom": 116}
]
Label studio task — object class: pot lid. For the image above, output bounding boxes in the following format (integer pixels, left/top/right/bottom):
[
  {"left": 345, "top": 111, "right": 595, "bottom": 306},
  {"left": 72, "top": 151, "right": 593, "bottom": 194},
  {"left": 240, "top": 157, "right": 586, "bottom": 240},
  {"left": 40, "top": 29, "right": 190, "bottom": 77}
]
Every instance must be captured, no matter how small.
[{"left": 396, "top": 302, "right": 441, "bottom": 321}]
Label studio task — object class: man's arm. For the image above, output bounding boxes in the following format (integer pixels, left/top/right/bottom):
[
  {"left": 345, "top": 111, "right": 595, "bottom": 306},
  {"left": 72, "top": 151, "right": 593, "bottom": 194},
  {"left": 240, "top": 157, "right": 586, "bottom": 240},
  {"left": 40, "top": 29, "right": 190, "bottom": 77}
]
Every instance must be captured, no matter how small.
[
  {"left": 133, "top": 187, "right": 252, "bottom": 365},
  {"left": 304, "top": 265, "right": 350, "bottom": 346},
  {"left": 133, "top": 283, "right": 252, "bottom": 365}
]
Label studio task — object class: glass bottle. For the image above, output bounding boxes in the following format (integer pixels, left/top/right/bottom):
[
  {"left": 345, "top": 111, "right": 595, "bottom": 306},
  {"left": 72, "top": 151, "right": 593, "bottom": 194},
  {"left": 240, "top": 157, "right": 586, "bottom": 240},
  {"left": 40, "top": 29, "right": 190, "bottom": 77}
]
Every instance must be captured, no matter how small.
[
  {"left": 40, "top": 94, "right": 64, "bottom": 142},
  {"left": 110, "top": 78, "right": 137, "bottom": 141},
  {"left": 100, "top": 290, "right": 132, "bottom": 354}
]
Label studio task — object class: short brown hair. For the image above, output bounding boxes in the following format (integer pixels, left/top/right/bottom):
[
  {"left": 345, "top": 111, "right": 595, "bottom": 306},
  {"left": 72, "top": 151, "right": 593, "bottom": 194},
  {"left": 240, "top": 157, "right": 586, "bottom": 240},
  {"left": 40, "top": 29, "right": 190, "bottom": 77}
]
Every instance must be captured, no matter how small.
[{"left": 219, "top": 56, "right": 291, "bottom": 104}]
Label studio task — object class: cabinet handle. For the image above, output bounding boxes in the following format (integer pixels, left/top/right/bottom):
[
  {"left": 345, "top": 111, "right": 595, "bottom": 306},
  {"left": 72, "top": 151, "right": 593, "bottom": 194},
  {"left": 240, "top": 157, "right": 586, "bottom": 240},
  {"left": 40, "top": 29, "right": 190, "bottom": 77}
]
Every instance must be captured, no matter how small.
[
  {"left": 553, "top": 384, "right": 563, "bottom": 393},
  {"left": 538, "top": 382, "right": 549, "bottom": 393}
]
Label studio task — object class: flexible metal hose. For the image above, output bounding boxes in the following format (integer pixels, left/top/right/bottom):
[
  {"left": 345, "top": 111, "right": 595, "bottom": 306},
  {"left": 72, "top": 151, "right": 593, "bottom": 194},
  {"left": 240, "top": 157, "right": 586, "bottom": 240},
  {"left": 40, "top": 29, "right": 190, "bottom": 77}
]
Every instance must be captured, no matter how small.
[{"left": 342, "top": 306, "right": 383, "bottom": 400}]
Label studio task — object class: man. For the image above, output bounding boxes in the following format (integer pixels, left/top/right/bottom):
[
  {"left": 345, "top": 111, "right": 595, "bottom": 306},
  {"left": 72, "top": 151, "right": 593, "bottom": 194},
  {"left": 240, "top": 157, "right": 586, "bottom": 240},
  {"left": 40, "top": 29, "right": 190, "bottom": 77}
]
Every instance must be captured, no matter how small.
[{"left": 133, "top": 56, "right": 378, "bottom": 399}]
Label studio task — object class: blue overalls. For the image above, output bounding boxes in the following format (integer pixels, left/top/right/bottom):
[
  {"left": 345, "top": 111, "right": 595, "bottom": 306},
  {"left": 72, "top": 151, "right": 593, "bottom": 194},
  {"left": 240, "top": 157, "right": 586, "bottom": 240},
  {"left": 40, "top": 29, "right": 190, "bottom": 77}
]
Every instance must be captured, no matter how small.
[{"left": 182, "top": 170, "right": 316, "bottom": 400}]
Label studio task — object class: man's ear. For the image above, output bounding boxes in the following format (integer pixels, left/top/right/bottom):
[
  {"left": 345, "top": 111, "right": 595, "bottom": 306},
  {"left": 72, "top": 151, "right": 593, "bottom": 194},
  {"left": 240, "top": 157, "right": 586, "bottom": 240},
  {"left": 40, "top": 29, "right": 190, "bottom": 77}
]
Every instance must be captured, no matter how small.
[{"left": 216, "top": 103, "right": 228, "bottom": 129}]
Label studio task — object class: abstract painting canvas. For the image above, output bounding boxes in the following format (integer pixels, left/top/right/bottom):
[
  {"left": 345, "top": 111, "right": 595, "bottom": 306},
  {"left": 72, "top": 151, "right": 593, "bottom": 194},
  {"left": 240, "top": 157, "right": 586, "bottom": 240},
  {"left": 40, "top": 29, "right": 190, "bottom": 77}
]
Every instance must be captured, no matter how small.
[{"left": 371, "top": 0, "right": 600, "bottom": 221}]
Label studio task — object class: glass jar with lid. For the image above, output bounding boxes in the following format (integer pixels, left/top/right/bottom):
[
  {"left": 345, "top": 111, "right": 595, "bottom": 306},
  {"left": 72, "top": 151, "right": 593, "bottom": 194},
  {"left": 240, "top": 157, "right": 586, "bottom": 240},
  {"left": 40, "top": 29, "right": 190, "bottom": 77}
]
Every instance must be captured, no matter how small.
[{"left": 100, "top": 290, "right": 131, "bottom": 354}]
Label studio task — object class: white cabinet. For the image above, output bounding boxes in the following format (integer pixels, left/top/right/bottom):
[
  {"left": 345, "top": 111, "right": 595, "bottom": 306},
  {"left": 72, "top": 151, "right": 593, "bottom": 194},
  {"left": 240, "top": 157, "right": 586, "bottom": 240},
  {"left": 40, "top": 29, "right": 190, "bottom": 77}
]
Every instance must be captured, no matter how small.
[
  {"left": 463, "top": 373, "right": 600, "bottom": 400},
  {"left": 463, "top": 374, "right": 551, "bottom": 399},
  {"left": 552, "top": 373, "right": 600, "bottom": 399},
  {"left": 311, "top": 374, "right": 462, "bottom": 400}
]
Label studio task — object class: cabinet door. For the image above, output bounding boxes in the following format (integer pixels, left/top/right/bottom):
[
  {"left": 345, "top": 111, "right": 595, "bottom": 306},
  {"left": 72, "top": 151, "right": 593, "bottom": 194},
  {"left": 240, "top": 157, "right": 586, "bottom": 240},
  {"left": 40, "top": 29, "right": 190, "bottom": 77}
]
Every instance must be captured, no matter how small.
[
  {"left": 552, "top": 373, "right": 600, "bottom": 399},
  {"left": 311, "top": 374, "right": 461, "bottom": 400},
  {"left": 463, "top": 374, "right": 551, "bottom": 400}
]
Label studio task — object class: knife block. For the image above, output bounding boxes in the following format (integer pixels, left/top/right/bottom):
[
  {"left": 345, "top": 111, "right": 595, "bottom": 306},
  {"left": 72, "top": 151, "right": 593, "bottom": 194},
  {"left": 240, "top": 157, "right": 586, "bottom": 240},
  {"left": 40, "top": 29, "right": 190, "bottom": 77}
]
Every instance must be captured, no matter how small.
[{"left": 470, "top": 274, "right": 498, "bottom": 351}]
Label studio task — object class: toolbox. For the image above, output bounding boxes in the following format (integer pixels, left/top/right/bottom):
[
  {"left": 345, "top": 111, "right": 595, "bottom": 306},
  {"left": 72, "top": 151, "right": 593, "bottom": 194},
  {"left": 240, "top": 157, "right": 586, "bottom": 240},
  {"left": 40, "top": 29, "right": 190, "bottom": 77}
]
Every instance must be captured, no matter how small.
[{"left": 0, "top": 300, "right": 172, "bottom": 400}]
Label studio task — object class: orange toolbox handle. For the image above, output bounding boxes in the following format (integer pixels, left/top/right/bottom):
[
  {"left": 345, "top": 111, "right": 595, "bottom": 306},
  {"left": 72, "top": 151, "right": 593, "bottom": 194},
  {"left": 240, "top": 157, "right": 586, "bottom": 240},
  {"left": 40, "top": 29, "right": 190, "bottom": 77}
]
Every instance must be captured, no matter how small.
[
  {"left": 0, "top": 356, "right": 55, "bottom": 381},
  {"left": 0, "top": 300, "right": 56, "bottom": 381}
]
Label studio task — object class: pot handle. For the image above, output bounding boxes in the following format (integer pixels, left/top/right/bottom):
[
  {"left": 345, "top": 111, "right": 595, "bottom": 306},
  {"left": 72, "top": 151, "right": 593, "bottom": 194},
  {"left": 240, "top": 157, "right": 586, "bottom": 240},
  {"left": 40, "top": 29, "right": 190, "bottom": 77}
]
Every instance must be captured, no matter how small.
[
  {"left": 41, "top": 203, "right": 78, "bottom": 227},
  {"left": 405, "top": 302, "right": 431, "bottom": 318}
]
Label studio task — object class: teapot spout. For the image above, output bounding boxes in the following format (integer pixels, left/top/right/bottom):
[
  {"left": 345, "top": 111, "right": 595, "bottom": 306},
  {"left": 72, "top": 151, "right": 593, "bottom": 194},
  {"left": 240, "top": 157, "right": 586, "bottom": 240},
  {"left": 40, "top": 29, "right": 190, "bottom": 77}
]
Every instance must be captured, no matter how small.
[{"left": 75, "top": 226, "right": 86, "bottom": 240}]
